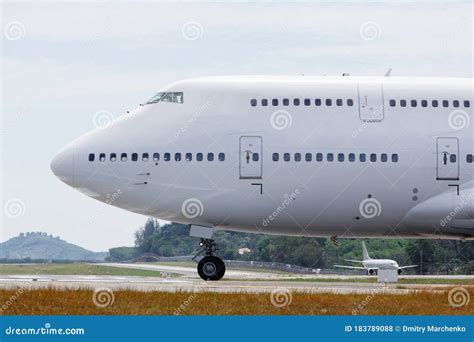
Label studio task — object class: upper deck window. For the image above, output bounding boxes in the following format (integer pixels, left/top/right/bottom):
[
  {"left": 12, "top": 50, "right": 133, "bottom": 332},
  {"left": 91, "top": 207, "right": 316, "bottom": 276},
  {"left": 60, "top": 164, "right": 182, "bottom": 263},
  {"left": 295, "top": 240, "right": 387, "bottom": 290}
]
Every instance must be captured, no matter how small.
[{"left": 146, "top": 92, "right": 184, "bottom": 104}]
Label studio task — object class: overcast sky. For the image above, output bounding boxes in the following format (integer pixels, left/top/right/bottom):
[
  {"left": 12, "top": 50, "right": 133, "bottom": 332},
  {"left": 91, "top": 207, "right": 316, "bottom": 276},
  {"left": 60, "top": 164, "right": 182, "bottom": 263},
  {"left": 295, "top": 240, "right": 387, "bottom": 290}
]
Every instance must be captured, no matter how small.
[{"left": 1, "top": 1, "right": 472, "bottom": 251}]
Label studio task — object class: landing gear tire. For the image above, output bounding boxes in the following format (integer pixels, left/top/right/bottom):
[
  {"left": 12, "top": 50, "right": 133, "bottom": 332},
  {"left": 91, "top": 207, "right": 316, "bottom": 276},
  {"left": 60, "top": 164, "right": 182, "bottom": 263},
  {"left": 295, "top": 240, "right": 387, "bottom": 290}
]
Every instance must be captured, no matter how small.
[{"left": 198, "top": 256, "right": 226, "bottom": 281}]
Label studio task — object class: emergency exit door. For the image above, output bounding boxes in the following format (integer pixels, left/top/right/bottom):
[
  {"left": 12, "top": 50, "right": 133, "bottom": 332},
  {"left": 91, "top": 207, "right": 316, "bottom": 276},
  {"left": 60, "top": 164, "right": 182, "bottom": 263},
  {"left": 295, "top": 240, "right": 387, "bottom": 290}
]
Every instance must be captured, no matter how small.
[
  {"left": 239, "top": 136, "right": 262, "bottom": 179},
  {"left": 358, "top": 83, "right": 384, "bottom": 121},
  {"left": 436, "top": 137, "right": 459, "bottom": 180}
]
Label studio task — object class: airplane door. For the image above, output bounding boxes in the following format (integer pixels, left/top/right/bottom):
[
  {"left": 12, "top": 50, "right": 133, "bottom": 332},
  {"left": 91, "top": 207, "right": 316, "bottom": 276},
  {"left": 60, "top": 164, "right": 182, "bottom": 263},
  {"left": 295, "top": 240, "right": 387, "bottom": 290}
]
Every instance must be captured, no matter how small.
[
  {"left": 358, "top": 83, "right": 384, "bottom": 121},
  {"left": 436, "top": 137, "right": 459, "bottom": 180},
  {"left": 239, "top": 136, "right": 262, "bottom": 179}
]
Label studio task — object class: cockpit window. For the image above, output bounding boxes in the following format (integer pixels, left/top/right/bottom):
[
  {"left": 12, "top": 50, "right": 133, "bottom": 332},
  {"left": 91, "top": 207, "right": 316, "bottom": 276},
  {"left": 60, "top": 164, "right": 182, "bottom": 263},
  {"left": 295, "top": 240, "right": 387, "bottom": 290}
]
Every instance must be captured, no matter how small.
[{"left": 146, "top": 92, "right": 184, "bottom": 104}]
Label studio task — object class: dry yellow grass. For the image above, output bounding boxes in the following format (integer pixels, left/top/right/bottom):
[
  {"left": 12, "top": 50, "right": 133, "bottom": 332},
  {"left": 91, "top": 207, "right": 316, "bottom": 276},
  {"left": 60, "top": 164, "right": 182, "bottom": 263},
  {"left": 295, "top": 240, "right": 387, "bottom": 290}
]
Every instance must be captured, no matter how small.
[{"left": 0, "top": 287, "right": 472, "bottom": 315}]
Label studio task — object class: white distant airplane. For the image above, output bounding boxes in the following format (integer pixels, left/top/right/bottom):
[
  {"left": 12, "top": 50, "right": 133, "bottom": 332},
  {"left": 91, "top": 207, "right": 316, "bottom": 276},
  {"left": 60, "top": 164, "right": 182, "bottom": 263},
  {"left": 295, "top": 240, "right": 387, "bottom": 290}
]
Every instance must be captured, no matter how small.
[
  {"left": 334, "top": 241, "right": 417, "bottom": 275},
  {"left": 51, "top": 75, "right": 473, "bottom": 280}
]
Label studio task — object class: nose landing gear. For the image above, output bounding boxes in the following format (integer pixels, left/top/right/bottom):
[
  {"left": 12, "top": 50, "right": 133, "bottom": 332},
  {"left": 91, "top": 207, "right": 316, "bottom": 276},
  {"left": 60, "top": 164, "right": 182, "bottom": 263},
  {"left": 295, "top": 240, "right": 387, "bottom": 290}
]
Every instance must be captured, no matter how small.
[{"left": 194, "top": 238, "right": 225, "bottom": 281}]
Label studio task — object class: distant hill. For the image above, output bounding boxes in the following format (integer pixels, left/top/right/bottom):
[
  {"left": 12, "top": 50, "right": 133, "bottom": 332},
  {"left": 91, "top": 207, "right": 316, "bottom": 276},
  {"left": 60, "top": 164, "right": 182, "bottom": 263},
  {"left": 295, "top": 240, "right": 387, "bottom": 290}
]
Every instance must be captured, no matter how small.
[{"left": 0, "top": 232, "right": 107, "bottom": 261}]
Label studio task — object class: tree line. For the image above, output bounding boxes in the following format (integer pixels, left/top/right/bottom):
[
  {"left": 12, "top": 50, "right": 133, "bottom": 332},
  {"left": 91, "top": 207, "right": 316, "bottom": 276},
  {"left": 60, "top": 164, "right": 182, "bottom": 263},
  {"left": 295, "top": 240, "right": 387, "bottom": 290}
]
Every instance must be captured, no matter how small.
[{"left": 107, "top": 218, "right": 473, "bottom": 274}]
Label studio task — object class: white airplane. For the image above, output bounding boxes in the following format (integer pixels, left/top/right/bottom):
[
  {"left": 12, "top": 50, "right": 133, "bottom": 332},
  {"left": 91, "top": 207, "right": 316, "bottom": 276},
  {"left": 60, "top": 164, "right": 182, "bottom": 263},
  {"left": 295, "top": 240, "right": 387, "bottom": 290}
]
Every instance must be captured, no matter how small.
[
  {"left": 334, "top": 241, "right": 417, "bottom": 275},
  {"left": 51, "top": 75, "right": 474, "bottom": 280}
]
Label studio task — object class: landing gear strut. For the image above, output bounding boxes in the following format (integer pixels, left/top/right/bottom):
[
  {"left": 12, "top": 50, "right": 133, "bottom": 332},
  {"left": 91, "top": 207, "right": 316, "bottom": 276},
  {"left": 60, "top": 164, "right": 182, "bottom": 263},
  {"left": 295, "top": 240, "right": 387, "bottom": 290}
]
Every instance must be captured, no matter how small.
[{"left": 195, "top": 238, "right": 225, "bottom": 281}]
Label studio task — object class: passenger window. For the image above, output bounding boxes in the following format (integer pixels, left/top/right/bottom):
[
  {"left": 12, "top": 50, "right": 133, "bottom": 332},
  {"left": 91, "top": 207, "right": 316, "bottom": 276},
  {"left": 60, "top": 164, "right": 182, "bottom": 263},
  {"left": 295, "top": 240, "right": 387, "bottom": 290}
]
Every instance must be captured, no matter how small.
[
  {"left": 336, "top": 99, "right": 343, "bottom": 106},
  {"left": 411, "top": 100, "right": 417, "bottom": 107},
  {"left": 99, "top": 153, "right": 106, "bottom": 162},
  {"left": 467, "top": 154, "right": 473, "bottom": 163},
  {"left": 197, "top": 153, "right": 203, "bottom": 161},
  {"left": 262, "top": 99, "right": 268, "bottom": 106},
  {"left": 110, "top": 153, "right": 117, "bottom": 162},
  {"left": 443, "top": 100, "right": 449, "bottom": 107},
  {"left": 153, "top": 153, "right": 160, "bottom": 161},
  {"left": 348, "top": 153, "right": 355, "bottom": 162},
  {"left": 326, "top": 99, "right": 332, "bottom": 106},
  {"left": 370, "top": 153, "right": 377, "bottom": 162},
  {"left": 186, "top": 153, "right": 192, "bottom": 161},
  {"left": 450, "top": 154, "right": 456, "bottom": 163},
  {"left": 252, "top": 153, "right": 259, "bottom": 162},
  {"left": 272, "top": 153, "right": 279, "bottom": 161},
  {"left": 391, "top": 154, "right": 398, "bottom": 162},
  {"left": 381, "top": 153, "right": 388, "bottom": 162},
  {"left": 207, "top": 153, "right": 214, "bottom": 161},
  {"left": 250, "top": 99, "right": 257, "bottom": 107},
  {"left": 421, "top": 100, "right": 428, "bottom": 107},
  {"left": 400, "top": 100, "right": 406, "bottom": 107},
  {"left": 453, "top": 100, "right": 459, "bottom": 108},
  {"left": 327, "top": 153, "right": 334, "bottom": 162},
  {"left": 175, "top": 153, "right": 181, "bottom": 161},
  {"left": 294, "top": 153, "right": 301, "bottom": 162},
  {"left": 88, "top": 153, "right": 95, "bottom": 162},
  {"left": 389, "top": 99, "right": 396, "bottom": 107},
  {"left": 218, "top": 153, "right": 225, "bottom": 161},
  {"left": 432, "top": 100, "right": 438, "bottom": 107},
  {"left": 142, "top": 153, "right": 149, "bottom": 161},
  {"left": 316, "top": 153, "right": 323, "bottom": 162},
  {"left": 347, "top": 99, "right": 354, "bottom": 106},
  {"left": 284, "top": 153, "right": 290, "bottom": 162},
  {"left": 315, "top": 99, "right": 321, "bottom": 106},
  {"left": 305, "top": 153, "right": 312, "bottom": 162},
  {"left": 304, "top": 98, "right": 311, "bottom": 106},
  {"left": 464, "top": 100, "right": 470, "bottom": 108},
  {"left": 121, "top": 153, "right": 127, "bottom": 161},
  {"left": 164, "top": 153, "right": 170, "bottom": 161},
  {"left": 283, "top": 99, "right": 289, "bottom": 106},
  {"left": 293, "top": 99, "right": 300, "bottom": 106},
  {"left": 272, "top": 99, "right": 278, "bottom": 106},
  {"left": 132, "top": 153, "right": 138, "bottom": 161},
  {"left": 338, "top": 153, "right": 344, "bottom": 162},
  {"left": 359, "top": 153, "right": 366, "bottom": 162}
]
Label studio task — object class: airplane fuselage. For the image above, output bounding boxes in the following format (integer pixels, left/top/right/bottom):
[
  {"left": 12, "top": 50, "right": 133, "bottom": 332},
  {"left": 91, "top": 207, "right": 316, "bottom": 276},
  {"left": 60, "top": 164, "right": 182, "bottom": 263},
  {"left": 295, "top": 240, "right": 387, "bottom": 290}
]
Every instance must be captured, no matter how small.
[{"left": 51, "top": 76, "right": 474, "bottom": 240}]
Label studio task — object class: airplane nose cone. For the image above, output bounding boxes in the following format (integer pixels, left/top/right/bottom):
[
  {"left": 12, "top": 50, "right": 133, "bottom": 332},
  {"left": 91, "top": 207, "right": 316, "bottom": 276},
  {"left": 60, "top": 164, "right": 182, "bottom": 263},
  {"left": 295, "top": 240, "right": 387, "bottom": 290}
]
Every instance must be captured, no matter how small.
[{"left": 51, "top": 148, "right": 75, "bottom": 187}]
